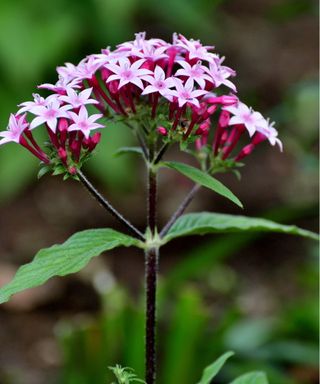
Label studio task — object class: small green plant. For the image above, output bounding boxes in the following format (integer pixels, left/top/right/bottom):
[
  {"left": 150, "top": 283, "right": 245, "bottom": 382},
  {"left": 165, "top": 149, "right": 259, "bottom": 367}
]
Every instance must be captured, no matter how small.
[{"left": 109, "top": 365, "right": 146, "bottom": 384}]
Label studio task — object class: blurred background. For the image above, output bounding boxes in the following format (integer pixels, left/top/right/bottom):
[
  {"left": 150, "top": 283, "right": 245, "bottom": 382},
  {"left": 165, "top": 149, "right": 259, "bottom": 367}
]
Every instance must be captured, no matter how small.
[{"left": 0, "top": 0, "right": 318, "bottom": 383}]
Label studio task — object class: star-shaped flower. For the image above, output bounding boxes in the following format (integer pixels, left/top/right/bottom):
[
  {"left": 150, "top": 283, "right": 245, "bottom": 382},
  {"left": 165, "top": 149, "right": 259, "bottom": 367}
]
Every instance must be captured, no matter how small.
[
  {"left": 29, "top": 97, "right": 72, "bottom": 132},
  {"left": 38, "top": 76, "right": 81, "bottom": 94},
  {"left": 105, "top": 58, "right": 152, "bottom": 90},
  {"left": 205, "top": 60, "right": 237, "bottom": 92},
  {"left": 170, "top": 79, "right": 208, "bottom": 108},
  {"left": 18, "top": 93, "right": 57, "bottom": 114},
  {"left": 225, "top": 102, "right": 265, "bottom": 137},
  {"left": 175, "top": 34, "right": 218, "bottom": 62},
  {"left": 0, "top": 114, "right": 28, "bottom": 145},
  {"left": 256, "top": 119, "right": 283, "bottom": 150},
  {"left": 175, "top": 60, "right": 211, "bottom": 89},
  {"left": 59, "top": 87, "right": 99, "bottom": 108},
  {"left": 68, "top": 106, "right": 104, "bottom": 139},
  {"left": 142, "top": 66, "right": 175, "bottom": 99}
]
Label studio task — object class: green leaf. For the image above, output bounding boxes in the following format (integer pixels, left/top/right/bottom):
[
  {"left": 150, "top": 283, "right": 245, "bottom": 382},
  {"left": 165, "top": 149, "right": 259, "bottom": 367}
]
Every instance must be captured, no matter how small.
[
  {"left": 197, "top": 351, "right": 234, "bottom": 384},
  {"left": 163, "top": 212, "right": 319, "bottom": 243},
  {"left": 0, "top": 229, "right": 141, "bottom": 304},
  {"left": 114, "top": 146, "right": 144, "bottom": 158},
  {"left": 230, "top": 371, "right": 268, "bottom": 384},
  {"left": 161, "top": 161, "right": 243, "bottom": 208}
]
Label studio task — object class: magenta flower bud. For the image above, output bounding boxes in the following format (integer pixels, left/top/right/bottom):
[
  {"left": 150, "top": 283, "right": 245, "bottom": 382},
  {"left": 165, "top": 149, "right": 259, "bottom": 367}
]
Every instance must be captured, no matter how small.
[
  {"left": 218, "top": 110, "right": 230, "bottom": 128},
  {"left": 70, "top": 140, "right": 81, "bottom": 162},
  {"left": 195, "top": 138, "right": 203, "bottom": 150},
  {"left": 58, "top": 147, "right": 68, "bottom": 166},
  {"left": 107, "top": 80, "right": 119, "bottom": 94},
  {"left": 235, "top": 143, "right": 255, "bottom": 161},
  {"left": 157, "top": 126, "right": 167, "bottom": 136},
  {"left": 68, "top": 166, "right": 77, "bottom": 175},
  {"left": 58, "top": 118, "right": 69, "bottom": 132},
  {"left": 87, "top": 132, "right": 102, "bottom": 151},
  {"left": 207, "top": 95, "right": 238, "bottom": 106},
  {"left": 207, "top": 105, "right": 217, "bottom": 115},
  {"left": 101, "top": 67, "right": 111, "bottom": 81}
]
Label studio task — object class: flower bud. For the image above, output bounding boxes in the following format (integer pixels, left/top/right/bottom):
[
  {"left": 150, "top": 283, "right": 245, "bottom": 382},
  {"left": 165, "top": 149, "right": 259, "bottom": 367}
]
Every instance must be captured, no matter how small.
[{"left": 157, "top": 126, "right": 167, "bottom": 136}]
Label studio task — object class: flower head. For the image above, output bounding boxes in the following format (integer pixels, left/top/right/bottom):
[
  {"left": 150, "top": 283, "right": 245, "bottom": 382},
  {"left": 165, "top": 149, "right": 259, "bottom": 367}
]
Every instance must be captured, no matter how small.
[
  {"left": 0, "top": 114, "right": 28, "bottom": 145},
  {"left": 29, "top": 97, "right": 72, "bottom": 132},
  {"left": 225, "top": 102, "right": 265, "bottom": 137},
  {"left": 59, "top": 87, "right": 99, "bottom": 109},
  {"left": 68, "top": 106, "right": 104, "bottom": 139},
  {"left": 105, "top": 58, "right": 152, "bottom": 90},
  {"left": 170, "top": 78, "right": 208, "bottom": 108}
]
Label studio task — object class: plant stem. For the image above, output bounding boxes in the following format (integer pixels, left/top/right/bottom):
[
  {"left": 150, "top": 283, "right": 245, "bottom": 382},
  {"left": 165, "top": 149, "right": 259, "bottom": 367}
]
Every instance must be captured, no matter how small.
[
  {"left": 145, "top": 149, "right": 158, "bottom": 384},
  {"left": 160, "top": 184, "right": 201, "bottom": 237},
  {"left": 147, "top": 167, "right": 157, "bottom": 234},
  {"left": 77, "top": 169, "right": 145, "bottom": 241},
  {"left": 145, "top": 246, "right": 158, "bottom": 384}
]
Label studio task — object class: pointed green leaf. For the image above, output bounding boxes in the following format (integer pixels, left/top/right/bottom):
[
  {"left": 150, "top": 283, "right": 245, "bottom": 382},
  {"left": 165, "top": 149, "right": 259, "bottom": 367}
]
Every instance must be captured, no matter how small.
[
  {"left": 197, "top": 351, "right": 234, "bottom": 384},
  {"left": 0, "top": 229, "right": 142, "bottom": 304},
  {"left": 114, "top": 146, "right": 144, "bottom": 157},
  {"left": 161, "top": 161, "right": 242, "bottom": 208},
  {"left": 163, "top": 212, "right": 319, "bottom": 243},
  {"left": 230, "top": 371, "right": 268, "bottom": 384}
]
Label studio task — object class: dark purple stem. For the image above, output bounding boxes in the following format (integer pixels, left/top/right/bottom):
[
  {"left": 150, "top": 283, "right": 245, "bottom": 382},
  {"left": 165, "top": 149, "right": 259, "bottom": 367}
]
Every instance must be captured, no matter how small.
[
  {"left": 145, "top": 146, "right": 158, "bottom": 384},
  {"left": 160, "top": 184, "right": 201, "bottom": 237},
  {"left": 77, "top": 169, "right": 144, "bottom": 241},
  {"left": 145, "top": 246, "right": 158, "bottom": 384}
]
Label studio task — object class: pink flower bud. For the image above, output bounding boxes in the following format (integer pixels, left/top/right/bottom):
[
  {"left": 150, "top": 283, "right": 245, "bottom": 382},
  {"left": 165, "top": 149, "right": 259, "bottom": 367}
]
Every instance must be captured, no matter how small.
[
  {"left": 218, "top": 111, "right": 230, "bottom": 128},
  {"left": 58, "top": 118, "right": 69, "bottom": 132},
  {"left": 235, "top": 143, "right": 255, "bottom": 161},
  {"left": 157, "top": 126, "right": 167, "bottom": 136},
  {"left": 207, "top": 95, "right": 238, "bottom": 106},
  {"left": 58, "top": 147, "right": 68, "bottom": 166}
]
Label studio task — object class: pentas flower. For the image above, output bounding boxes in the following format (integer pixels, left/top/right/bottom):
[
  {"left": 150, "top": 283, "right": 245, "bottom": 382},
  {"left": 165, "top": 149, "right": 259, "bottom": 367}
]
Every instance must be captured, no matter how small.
[
  {"left": 205, "top": 60, "right": 237, "bottom": 92},
  {"left": 105, "top": 58, "right": 152, "bottom": 90},
  {"left": 224, "top": 102, "right": 264, "bottom": 137},
  {"left": 18, "top": 93, "right": 56, "bottom": 114},
  {"left": 142, "top": 66, "right": 175, "bottom": 98},
  {"left": 68, "top": 106, "right": 104, "bottom": 139},
  {"left": 175, "top": 60, "right": 211, "bottom": 89},
  {"left": 0, "top": 114, "right": 28, "bottom": 145},
  {"left": 59, "top": 87, "right": 99, "bottom": 108},
  {"left": 29, "top": 97, "right": 72, "bottom": 132},
  {"left": 0, "top": 32, "right": 281, "bottom": 179},
  {"left": 170, "top": 78, "right": 207, "bottom": 108},
  {"left": 175, "top": 34, "right": 217, "bottom": 62}
]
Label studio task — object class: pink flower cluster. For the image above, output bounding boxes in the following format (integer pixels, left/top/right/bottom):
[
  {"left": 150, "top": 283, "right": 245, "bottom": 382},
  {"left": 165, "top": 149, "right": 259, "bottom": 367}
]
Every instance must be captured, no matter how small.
[{"left": 0, "top": 32, "right": 282, "bottom": 173}]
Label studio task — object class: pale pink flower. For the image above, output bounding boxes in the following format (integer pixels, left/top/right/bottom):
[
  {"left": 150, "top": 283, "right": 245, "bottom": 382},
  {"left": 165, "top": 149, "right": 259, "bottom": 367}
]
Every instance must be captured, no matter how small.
[
  {"left": 18, "top": 93, "right": 56, "bottom": 114},
  {"left": 59, "top": 87, "right": 99, "bottom": 108},
  {"left": 175, "top": 60, "right": 211, "bottom": 89},
  {"left": 105, "top": 58, "right": 152, "bottom": 90},
  {"left": 142, "top": 66, "right": 175, "bottom": 98},
  {"left": 205, "top": 60, "right": 237, "bottom": 92},
  {"left": 225, "top": 102, "right": 265, "bottom": 137},
  {"left": 130, "top": 43, "right": 169, "bottom": 62},
  {"left": 256, "top": 119, "right": 283, "bottom": 150},
  {"left": 29, "top": 98, "right": 72, "bottom": 132},
  {"left": 74, "top": 56, "right": 102, "bottom": 81},
  {"left": 0, "top": 114, "right": 28, "bottom": 145},
  {"left": 175, "top": 34, "right": 218, "bottom": 62},
  {"left": 39, "top": 76, "right": 81, "bottom": 93},
  {"left": 170, "top": 78, "right": 208, "bottom": 108},
  {"left": 57, "top": 62, "right": 78, "bottom": 83},
  {"left": 68, "top": 106, "right": 104, "bottom": 139},
  {"left": 116, "top": 32, "right": 148, "bottom": 51}
]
